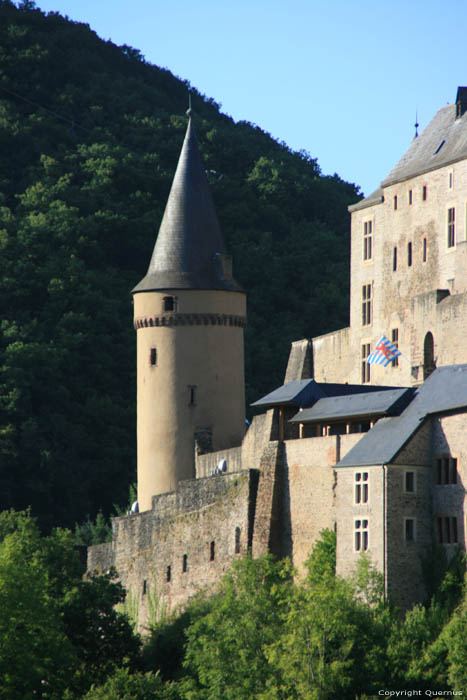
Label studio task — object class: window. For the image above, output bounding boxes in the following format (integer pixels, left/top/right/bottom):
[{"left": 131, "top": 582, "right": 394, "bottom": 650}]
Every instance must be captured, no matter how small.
[
  {"left": 210, "top": 541, "right": 215, "bottom": 561},
  {"left": 449, "top": 172, "right": 453, "bottom": 189},
  {"left": 182, "top": 554, "right": 188, "bottom": 573},
  {"left": 435, "top": 456, "right": 458, "bottom": 485},
  {"left": 405, "top": 518, "right": 416, "bottom": 542},
  {"left": 355, "top": 519, "right": 369, "bottom": 552},
  {"left": 407, "top": 241, "right": 412, "bottom": 267},
  {"left": 393, "top": 246, "right": 398, "bottom": 271},
  {"left": 422, "top": 185, "right": 427, "bottom": 201},
  {"left": 149, "top": 347, "right": 157, "bottom": 366},
  {"left": 391, "top": 328, "right": 399, "bottom": 367},
  {"left": 405, "top": 470, "right": 415, "bottom": 493},
  {"left": 362, "top": 284, "right": 372, "bottom": 326},
  {"left": 166, "top": 565, "right": 171, "bottom": 582},
  {"left": 188, "top": 385, "right": 197, "bottom": 406},
  {"left": 361, "top": 343, "right": 371, "bottom": 383},
  {"left": 423, "top": 332, "right": 435, "bottom": 379},
  {"left": 142, "top": 579, "right": 147, "bottom": 595},
  {"left": 235, "top": 527, "right": 241, "bottom": 554},
  {"left": 409, "top": 189, "right": 413, "bottom": 205},
  {"left": 438, "top": 516, "right": 458, "bottom": 544},
  {"left": 163, "top": 296, "right": 176, "bottom": 312},
  {"left": 423, "top": 237, "right": 427, "bottom": 262},
  {"left": 448, "top": 207, "right": 456, "bottom": 247},
  {"left": 355, "top": 472, "right": 369, "bottom": 504},
  {"left": 393, "top": 195, "right": 398, "bottom": 210},
  {"left": 363, "top": 220, "right": 373, "bottom": 260}
]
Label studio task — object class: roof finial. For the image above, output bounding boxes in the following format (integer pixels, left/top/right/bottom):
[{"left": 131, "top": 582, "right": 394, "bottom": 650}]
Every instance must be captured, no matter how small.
[
  {"left": 414, "top": 109, "right": 419, "bottom": 138},
  {"left": 186, "top": 91, "right": 193, "bottom": 118}
]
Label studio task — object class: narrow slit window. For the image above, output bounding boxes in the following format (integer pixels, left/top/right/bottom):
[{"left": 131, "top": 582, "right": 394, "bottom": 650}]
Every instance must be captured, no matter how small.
[
  {"left": 210, "top": 541, "right": 215, "bottom": 561},
  {"left": 235, "top": 527, "right": 241, "bottom": 554},
  {"left": 188, "top": 385, "right": 197, "bottom": 406},
  {"left": 408, "top": 189, "right": 413, "bottom": 205},
  {"left": 393, "top": 246, "right": 397, "bottom": 271},
  {"left": 182, "top": 554, "right": 187, "bottom": 573},
  {"left": 405, "top": 471, "right": 415, "bottom": 493},
  {"left": 422, "top": 185, "right": 427, "bottom": 201},
  {"left": 408, "top": 242, "right": 413, "bottom": 267},
  {"left": 143, "top": 580, "right": 147, "bottom": 595},
  {"left": 393, "top": 195, "right": 398, "bottom": 210},
  {"left": 423, "top": 237, "right": 427, "bottom": 262},
  {"left": 448, "top": 207, "right": 456, "bottom": 247},
  {"left": 391, "top": 328, "right": 399, "bottom": 367},
  {"left": 405, "top": 519, "right": 415, "bottom": 542},
  {"left": 150, "top": 347, "right": 157, "bottom": 366},
  {"left": 166, "top": 565, "right": 171, "bottom": 582}
]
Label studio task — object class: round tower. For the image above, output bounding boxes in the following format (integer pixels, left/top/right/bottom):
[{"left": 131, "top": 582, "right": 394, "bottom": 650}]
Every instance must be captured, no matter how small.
[{"left": 132, "top": 115, "right": 246, "bottom": 511}]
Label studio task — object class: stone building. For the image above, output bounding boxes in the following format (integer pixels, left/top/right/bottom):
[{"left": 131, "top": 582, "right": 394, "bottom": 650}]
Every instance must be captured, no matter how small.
[{"left": 88, "top": 89, "right": 467, "bottom": 624}]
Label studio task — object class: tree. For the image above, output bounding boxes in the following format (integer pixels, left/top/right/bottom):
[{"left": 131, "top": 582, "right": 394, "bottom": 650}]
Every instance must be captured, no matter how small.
[{"left": 181, "top": 554, "right": 293, "bottom": 700}]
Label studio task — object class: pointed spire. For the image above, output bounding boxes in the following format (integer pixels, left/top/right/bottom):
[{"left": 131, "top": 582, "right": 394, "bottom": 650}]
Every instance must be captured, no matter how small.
[
  {"left": 414, "top": 110, "right": 419, "bottom": 138},
  {"left": 133, "top": 114, "right": 242, "bottom": 293}
]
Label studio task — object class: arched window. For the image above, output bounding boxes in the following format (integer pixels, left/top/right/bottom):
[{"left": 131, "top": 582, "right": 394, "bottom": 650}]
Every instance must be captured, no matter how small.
[{"left": 423, "top": 332, "right": 435, "bottom": 379}]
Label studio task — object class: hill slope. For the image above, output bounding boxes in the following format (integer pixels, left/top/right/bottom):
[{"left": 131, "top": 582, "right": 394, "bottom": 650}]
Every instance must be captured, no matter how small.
[{"left": 0, "top": 0, "right": 362, "bottom": 528}]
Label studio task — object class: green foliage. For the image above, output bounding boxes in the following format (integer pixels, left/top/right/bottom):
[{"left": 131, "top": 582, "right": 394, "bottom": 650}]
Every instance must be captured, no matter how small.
[
  {"left": 82, "top": 668, "right": 179, "bottom": 700},
  {"left": 181, "top": 554, "right": 293, "bottom": 700},
  {"left": 0, "top": 1, "right": 361, "bottom": 530},
  {"left": 0, "top": 509, "right": 141, "bottom": 698}
]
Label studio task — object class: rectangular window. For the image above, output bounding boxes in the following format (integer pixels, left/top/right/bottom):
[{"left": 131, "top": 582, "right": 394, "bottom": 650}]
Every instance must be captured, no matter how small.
[
  {"left": 363, "top": 220, "right": 373, "bottom": 261},
  {"left": 149, "top": 347, "right": 157, "bottom": 366},
  {"left": 355, "top": 472, "right": 369, "bottom": 504},
  {"left": 166, "top": 565, "right": 171, "bottom": 582},
  {"left": 423, "top": 237, "right": 427, "bottom": 262},
  {"left": 163, "top": 295, "right": 176, "bottom": 312},
  {"left": 182, "top": 554, "right": 188, "bottom": 572},
  {"left": 448, "top": 207, "right": 456, "bottom": 248},
  {"left": 423, "top": 185, "right": 427, "bottom": 201},
  {"left": 393, "top": 246, "right": 398, "bottom": 271},
  {"left": 407, "top": 241, "right": 413, "bottom": 267},
  {"left": 355, "top": 519, "right": 369, "bottom": 552},
  {"left": 361, "top": 343, "right": 371, "bottom": 383},
  {"left": 235, "top": 527, "right": 241, "bottom": 554},
  {"left": 438, "top": 517, "right": 458, "bottom": 544},
  {"left": 409, "top": 189, "right": 413, "bottom": 205},
  {"left": 391, "top": 328, "right": 399, "bottom": 367},
  {"left": 394, "top": 195, "right": 398, "bottom": 210},
  {"left": 210, "top": 541, "right": 215, "bottom": 561},
  {"left": 405, "top": 518, "right": 415, "bottom": 542},
  {"left": 405, "top": 470, "right": 415, "bottom": 493},
  {"left": 435, "top": 456, "right": 458, "bottom": 485},
  {"left": 361, "top": 284, "right": 372, "bottom": 326},
  {"left": 449, "top": 172, "right": 453, "bottom": 189}
]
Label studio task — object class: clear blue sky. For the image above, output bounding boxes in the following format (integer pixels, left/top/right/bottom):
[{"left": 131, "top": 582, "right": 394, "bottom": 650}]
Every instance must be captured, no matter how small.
[{"left": 34, "top": 0, "right": 467, "bottom": 197}]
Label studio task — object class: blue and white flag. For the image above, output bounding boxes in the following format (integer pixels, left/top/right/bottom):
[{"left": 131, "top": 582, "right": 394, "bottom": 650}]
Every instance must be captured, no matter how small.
[{"left": 367, "top": 335, "right": 401, "bottom": 366}]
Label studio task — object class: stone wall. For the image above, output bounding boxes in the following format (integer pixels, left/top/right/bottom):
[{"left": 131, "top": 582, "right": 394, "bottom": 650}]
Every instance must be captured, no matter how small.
[
  {"left": 88, "top": 470, "right": 258, "bottom": 629},
  {"left": 196, "top": 446, "right": 242, "bottom": 478}
]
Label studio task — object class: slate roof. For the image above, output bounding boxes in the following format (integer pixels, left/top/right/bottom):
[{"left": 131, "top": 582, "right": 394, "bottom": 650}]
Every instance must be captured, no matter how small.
[
  {"left": 133, "top": 117, "right": 242, "bottom": 294},
  {"left": 350, "top": 87, "right": 467, "bottom": 212},
  {"left": 337, "top": 365, "right": 467, "bottom": 468},
  {"left": 289, "top": 387, "right": 414, "bottom": 423},
  {"left": 251, "top": 379, "right": 398, "bottom": 409}
]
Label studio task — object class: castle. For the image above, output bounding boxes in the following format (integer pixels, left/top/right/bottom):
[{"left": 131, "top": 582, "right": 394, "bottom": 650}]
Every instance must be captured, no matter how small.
[{"left": 88, "top": 88, "right": 467, "bottom": 624}]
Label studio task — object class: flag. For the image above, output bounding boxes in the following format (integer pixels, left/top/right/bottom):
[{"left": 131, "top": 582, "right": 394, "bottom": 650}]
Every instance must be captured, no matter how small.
[{"left": 367, "top": 335, "right": 401, "bottom": 366}]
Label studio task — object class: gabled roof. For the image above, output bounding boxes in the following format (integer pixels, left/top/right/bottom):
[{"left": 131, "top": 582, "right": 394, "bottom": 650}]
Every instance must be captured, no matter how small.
[
  {"left": 337, "top": 365, "right": 467, "bottom": 468},
  {"left": 133, "top": 117, "right": 242, "bottom": 294},
  {"left": 290, "top": 387, "right": 414, "bottom": 424},
  {"left": 251, "top": 379, "right": 399, "bottom": 409},
  {"left": 350, "top": 87, "right": 467, "bottom": 212}
]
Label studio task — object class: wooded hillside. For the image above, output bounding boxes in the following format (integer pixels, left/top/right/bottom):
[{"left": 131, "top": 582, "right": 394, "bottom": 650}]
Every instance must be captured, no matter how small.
[{"left": 0, "top": 0, "right": 362, "bottom": 528}]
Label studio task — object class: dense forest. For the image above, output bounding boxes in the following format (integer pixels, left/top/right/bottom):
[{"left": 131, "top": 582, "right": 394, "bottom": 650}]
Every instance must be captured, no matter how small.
[
  {"left": 3, "top": 513, "right": 467, "bottom": 699},
  {"left": 0, "top": 0, "right": 361, "bottom": 529}
]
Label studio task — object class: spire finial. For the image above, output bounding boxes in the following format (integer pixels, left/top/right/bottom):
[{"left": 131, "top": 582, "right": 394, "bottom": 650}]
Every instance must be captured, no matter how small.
[
  {"left": 414, "top": 109, "right": 419, "bottom": 138},
  {"left": 186, "top": 91, "right": 193, "bottom": 118}
]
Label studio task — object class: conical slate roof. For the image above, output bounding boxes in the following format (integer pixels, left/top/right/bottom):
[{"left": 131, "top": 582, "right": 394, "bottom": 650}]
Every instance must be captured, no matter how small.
[{"left": 133, "top": 116, "right": 242, "bottom": 293}]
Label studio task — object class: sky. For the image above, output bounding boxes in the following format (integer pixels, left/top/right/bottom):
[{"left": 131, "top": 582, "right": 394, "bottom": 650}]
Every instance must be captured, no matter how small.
[{"left": 33, "top": 0, "right": 467, "bottom": 197}]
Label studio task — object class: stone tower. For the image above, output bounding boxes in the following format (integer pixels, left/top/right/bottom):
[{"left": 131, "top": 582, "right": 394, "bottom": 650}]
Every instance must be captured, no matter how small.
[{"left": 132, "top": 114, "right": 246, "bottom": 511}]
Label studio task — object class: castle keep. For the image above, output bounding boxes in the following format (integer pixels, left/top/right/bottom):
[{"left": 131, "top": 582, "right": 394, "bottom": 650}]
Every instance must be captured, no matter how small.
[{"left": 88, "top": 89, "right": 467, "bottom": 623}]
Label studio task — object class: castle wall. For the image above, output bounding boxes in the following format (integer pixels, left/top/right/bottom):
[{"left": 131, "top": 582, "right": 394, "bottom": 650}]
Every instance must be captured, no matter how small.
[
  {"left": 432, "top": 412, "right": 467, "bottom": 550},
  {"left": 385, "top": 465, "right": 431, "bottom": 608},
  {"left": 88, "top": 471, "right": 257, "bottom": 629}
]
